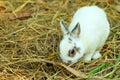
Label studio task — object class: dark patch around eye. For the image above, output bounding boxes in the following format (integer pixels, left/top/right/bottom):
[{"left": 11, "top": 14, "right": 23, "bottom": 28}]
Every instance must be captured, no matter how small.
[{"left": 68, "top": 49, "right": 76, "bottom": 57}]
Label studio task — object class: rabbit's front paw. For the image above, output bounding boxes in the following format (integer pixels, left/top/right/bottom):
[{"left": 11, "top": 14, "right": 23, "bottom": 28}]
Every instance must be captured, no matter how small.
[
  {"left": 92, "top": 51, "right": 101, "bottom": 59},
  {"left": 84, "top": 55, "right": 92, "bottom": 63}
]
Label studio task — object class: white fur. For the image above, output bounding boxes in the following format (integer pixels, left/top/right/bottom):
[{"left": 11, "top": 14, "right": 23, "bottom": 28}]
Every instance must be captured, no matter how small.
[{"left": 59, "top": 6, "right": 110, "bottom": 64}]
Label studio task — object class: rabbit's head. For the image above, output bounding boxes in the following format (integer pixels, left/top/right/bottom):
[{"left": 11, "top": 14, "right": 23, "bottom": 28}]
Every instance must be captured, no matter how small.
[{"left": 59, "top": 21, "right": 84, "bottom": 64}]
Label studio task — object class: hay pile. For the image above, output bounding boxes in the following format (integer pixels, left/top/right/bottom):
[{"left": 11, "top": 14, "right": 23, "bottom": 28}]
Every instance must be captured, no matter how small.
[{"left": 0, "top": 0, "right": 120, "bottom": 80}]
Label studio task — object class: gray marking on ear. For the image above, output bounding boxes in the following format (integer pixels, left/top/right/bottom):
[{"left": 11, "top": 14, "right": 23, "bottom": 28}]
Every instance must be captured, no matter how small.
[
  {"left": 71, "top": 23, "right": 80, "bottom": 37},
  {"left": 60, "top": 21, "right": 68, "bottom": 35}
]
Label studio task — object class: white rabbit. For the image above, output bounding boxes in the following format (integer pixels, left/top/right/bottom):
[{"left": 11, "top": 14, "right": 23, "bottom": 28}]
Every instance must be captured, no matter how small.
[{"left": 59, "top": 6, "right": 110, "bottom": 64}]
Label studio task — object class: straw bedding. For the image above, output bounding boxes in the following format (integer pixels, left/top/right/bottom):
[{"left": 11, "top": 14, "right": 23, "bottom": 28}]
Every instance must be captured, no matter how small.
[{"left": 0, "top": 0, "right": 120, "bottom": 80}]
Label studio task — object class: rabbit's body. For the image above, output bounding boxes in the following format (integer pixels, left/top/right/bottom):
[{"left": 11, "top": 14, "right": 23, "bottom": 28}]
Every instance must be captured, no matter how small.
[{"left": 59, "top": 6, "right": 110, "bottom": 63}]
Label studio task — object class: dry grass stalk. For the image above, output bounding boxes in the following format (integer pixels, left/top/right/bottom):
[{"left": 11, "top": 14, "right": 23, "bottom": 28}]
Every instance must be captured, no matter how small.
[{"left": 0, "top": 0, "right": 120, "bottom": 80}]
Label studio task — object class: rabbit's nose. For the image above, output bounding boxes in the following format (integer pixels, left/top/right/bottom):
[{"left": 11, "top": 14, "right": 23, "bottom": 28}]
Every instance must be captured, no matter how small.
[{"left": 68, "top": 60, "right": 72, "bottom": 64}]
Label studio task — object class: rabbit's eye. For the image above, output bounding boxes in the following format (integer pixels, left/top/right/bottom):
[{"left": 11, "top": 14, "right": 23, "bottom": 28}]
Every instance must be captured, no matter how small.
[{"left": 68, "top": 49, "right": 76, "bottom": 57}]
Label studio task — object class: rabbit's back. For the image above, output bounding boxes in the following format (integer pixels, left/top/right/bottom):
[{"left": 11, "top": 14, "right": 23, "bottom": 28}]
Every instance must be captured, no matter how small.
[{"left": 69, "top": 6, "right": 110, "bottom": 50}]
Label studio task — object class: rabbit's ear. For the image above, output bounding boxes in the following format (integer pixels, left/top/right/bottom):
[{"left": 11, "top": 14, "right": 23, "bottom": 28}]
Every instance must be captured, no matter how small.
[
  {"left": 71, "top": 23, "right": 80, "bottom": 37},
  {"left": 60, "top": 21, "right": 68, "bottom": 35}
]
